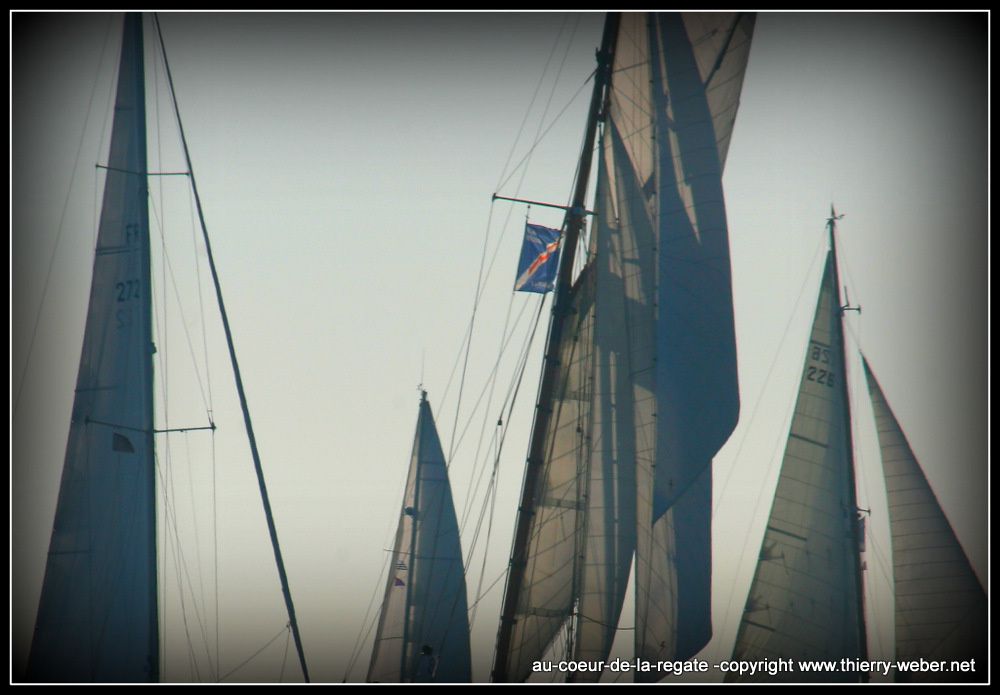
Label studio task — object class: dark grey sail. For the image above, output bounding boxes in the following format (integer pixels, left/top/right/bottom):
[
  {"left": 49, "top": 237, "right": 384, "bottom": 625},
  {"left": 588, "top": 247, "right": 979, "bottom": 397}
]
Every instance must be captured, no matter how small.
[
  {"left": 27, "top": 13, "right": 157, "bottom": 683},
  {"left": 367, "top": 392, "right": 472, "bottom": 682}
]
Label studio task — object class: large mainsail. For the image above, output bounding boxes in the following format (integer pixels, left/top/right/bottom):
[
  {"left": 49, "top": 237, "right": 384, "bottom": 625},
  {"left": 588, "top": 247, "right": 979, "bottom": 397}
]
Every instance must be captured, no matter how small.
[
  {"left": 607, "top": 14, "right": 752, "bottom": 672},
  {"left": 862, "top": 357, "right": 987, "bottom": 682},
  {"left": 493, "top": 12, "right": 753, "bottom": 682},
  {"left": 367, "top": 392, "right": 471, "bottom": 683},
  {"left": 729, "top": 247, "right": 866, "bottom": 681},
  {"left": 27, "top": 14, "right": 157, "bottom": 682}
]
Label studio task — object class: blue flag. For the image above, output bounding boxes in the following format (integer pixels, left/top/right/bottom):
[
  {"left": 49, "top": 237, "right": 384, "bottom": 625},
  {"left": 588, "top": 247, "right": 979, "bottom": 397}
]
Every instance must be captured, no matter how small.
[{"left": 514, "top": 223, "right": 562, "bottom": 293}]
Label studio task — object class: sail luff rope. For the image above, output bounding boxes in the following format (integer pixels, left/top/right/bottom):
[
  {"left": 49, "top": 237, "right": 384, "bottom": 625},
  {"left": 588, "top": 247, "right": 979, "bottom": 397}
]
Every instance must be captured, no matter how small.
[{"left": 152, "top": 14, "right": 310, "bottom": 683}]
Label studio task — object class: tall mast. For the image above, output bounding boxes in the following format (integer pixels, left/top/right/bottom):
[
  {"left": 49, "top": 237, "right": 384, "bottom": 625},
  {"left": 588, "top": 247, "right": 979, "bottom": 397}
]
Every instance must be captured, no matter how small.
[
  {"left": 492, "top": 13, "right": 620, "bottom": 682},
  {"left": 826, "top": 206, "right": 869, "bottom": 670}
]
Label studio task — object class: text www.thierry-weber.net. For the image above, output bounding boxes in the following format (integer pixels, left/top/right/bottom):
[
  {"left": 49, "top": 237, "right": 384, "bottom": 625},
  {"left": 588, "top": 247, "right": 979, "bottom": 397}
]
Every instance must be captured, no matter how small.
[{"left": 531, "top": 657, "right": 980, "bottom": 678}]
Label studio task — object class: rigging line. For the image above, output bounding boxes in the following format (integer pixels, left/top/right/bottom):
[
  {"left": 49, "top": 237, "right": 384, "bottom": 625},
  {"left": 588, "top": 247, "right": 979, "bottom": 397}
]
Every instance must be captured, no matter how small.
[
  {"left": 278, "top": 626, "right": 291, "bottom": 683},
  {"left": 462, "top": 284, "right": 517, "bottom": 493},
  {"left": 450, "top": 17, "right": 581, "bottom": 457},
  {"left": 501, "top": 13, "right": 580, "bottom": 192},
  {"left": 445, "top": 46, "right": 585, "bottom": 431},
  {"left": 13, "top": 13, "right": 115, "bottom": 419},
  {"left": 181, "top": 432, "right": 214, "bottom": 672},
  {"left": 456, "top": 295, "right": 534, "bottom": 526},
  {"left": 445, "top": 200, "right": 494, "bottom": 466},
  {"left": 190, "top": 181, "right": 214, "bottom": 414},
  {"left": 154, "top": 13, "right": 310, "bottom": 682},
  {"left": 444, "top": 46, "right": 575, "bottom": 456},
  {"left": 438, "top": 294, "right": 547, "bottom": 665},
  {"left": 147, "top": 194, "right": 212, "bottom": 415},
  {"left": 343, "top": 543, "right": 392, "bottom": 681},
  {"left": 211, "top": 420, "right": 220, "bottom": 677},
  {"left": 345, "top": 417, "right": 414, "bottom": 681},
  {"left": 494, "top": 74, "right": 593, "bottom": 195},
  {"left": 457, "top": 291, "right": 543, "bottom": 531},
  {"left": 444, "top": 157, "right": 538, "bottom": 462},
  {"left": 715, "top": 234, "right": 828, "bottom": 639},
  {"left": 217, "top": 623, "right": 290, "bottom": 683},
  {"left": 468, "top": 569, "right": 507, "bottom": 612},
  {"left": 441, "top": 21, "right": 578, "bottom": 429},
  {"left": 493, "top": 13, "right": 570, "bottom": 191},
  {"left": 713, "top": 231, "right": 827, "bottom": 515},
  {"left": 473, "top": 297, "right": 546, "bottom": 635},
  {"left": 155, "top": 451, "right": 207, "bottom": 681},
  {"left": 156, "top": 443, "right": 218, "bottom": 678},
  {"left": 464, "top": 297, "right": 546, "bottom": 617},
  {"left": 468, "top": 454, "right": 500, "bottom": 629}
]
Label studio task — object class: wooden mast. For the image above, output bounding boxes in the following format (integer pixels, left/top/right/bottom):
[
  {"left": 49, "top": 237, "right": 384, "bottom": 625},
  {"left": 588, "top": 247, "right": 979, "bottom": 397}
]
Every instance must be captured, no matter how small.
[{"left": 492, "top": 13, "right": 620, "bottom": 682}]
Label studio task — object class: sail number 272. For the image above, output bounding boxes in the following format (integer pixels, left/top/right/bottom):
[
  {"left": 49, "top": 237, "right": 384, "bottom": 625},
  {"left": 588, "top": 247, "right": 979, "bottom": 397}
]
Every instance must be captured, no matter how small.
[{"left": 807, "top": 344, "right": 835, "bottom": 388}]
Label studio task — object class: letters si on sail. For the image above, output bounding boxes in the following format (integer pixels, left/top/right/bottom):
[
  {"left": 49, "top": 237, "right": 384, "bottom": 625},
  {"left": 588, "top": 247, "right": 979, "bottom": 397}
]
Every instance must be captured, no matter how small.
[
  {"left": 729, "top": 253, "right": 865, "bottom": 682},
  {"left": 27, "top": 14, "right": 158, "bottom": 683},
  {"left": 495, "top": 12, "right": 753, "bottom": 682},
  {"left": 862, "top": 358, "right": 987, "bottom": 682},
  {"left": 514, "top": 223, "right": 562, "bottom": 293},
  {"left": 367, "top": 393, "right": 471, "bottom": 683}
]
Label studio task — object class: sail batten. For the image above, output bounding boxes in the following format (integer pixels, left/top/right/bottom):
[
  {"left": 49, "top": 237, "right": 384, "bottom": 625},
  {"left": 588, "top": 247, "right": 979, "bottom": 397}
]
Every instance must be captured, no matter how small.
[
  {"left": 368, "top": 394, "right": 471, "bottom": 683},
  {"left": 27, "top": 14, "right": 157, "bottom": 683}
]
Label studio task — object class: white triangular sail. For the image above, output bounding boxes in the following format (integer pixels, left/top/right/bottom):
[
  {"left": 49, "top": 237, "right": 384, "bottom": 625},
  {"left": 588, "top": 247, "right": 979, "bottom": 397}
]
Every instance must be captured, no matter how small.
[
  {"left": 862, "top": 357, "right": 987, "bottom": 681},
  {"left": 27, "top": 14, "right": 158, "bottom": 683},
  {"left": 729, "top": 255, "right": 865, "bottom": 681},
  {"left": 367, "top": 393, "right": 472, "bottom": 682}
]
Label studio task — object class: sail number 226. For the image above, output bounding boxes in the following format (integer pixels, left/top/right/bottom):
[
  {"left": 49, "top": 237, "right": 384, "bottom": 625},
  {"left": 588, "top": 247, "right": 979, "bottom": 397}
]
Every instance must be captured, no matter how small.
[{"left": 808, "top": 345, "right": 835, "bottom": 388}]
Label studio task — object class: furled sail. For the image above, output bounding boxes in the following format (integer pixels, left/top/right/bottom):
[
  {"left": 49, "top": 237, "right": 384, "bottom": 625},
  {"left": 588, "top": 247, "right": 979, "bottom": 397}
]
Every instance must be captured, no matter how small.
[
  {"left": 27, "top": 14, "right": 158, "bottom": 683},
  {"left": 862, "top": 357, "right": 987, "bottom": 682},
  {"left": 367, "top": 393, "right": 471, "bottom": 683},
  {"left": 728, "top": 255, "right": 865, "bottom": 681},
  {"left": 606, "top": 13, "right": 751, "bottom": 673}
]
